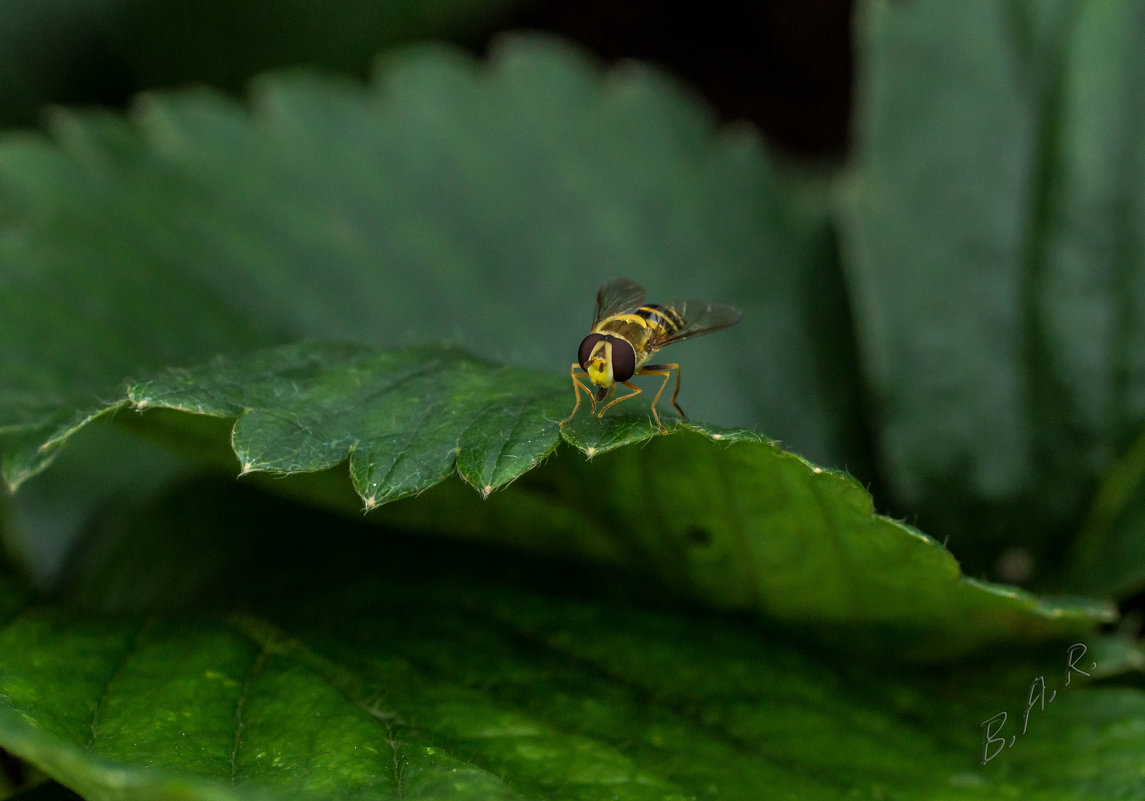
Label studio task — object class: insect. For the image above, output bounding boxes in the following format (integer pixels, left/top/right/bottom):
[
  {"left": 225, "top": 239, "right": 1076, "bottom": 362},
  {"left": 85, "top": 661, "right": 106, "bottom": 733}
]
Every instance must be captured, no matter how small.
[{"left": 561, "top": 277, "right": 742, "bottom": 432}]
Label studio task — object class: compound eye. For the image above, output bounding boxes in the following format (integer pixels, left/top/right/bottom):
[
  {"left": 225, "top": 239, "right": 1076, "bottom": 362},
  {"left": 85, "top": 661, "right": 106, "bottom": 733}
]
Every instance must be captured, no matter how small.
[
  {"left": 578, "top": 333, "right": 606, "bottom": 369},
  {"left": 610, "top": 338, "right": 637, "bottom": 382}
]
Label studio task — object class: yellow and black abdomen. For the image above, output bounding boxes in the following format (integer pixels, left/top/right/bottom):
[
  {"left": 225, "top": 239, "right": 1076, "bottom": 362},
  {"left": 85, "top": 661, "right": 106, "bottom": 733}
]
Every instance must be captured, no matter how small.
[{"left": 632, "top": 304, "right": 686, "bottom": 345}]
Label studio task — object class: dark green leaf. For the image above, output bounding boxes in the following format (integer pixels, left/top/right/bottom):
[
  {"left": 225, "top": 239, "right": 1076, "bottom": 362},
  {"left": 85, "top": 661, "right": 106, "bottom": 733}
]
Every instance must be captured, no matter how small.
[
  {"left": 0, "top": 34, "right": 858, "bottom": 484},
  {"left": 0, "top": 341, "right": 1112, "bottom": 656},
  {"left": 129, "top": 342, "right": 570, "bottom": 505},
  {"left": 0, "top": 0, "right": 526, "bottom": 129},
  {"left": 0, "top": 16, "right": 1140, "bottom": 800},
  {"left": 2, "top": 780, "right": 85, "bottom": 801},
  {"left": 841, "top": 0, "right": 1145, "bottom": 577},
  {"left": 1064, "top": 429, "right": 1145, "bottom": 596}
]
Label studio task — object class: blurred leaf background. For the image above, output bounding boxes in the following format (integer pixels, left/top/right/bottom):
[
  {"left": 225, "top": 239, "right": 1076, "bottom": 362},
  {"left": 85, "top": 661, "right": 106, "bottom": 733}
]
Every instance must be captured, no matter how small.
[
  {"left": 3, "top": 1, "right": 1145, "bottom": 799},
  {"left": 5, "top": 0, "right": 1142, "bottom": 592}
]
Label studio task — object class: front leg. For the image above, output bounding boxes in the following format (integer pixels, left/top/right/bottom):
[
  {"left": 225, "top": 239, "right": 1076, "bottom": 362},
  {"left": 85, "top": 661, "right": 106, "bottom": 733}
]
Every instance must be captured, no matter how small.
[
  {"left": 596, "top": 381, "right": 642, "bottom": 419},
  {"left": 561, "top": 364, "right": 597, "bottom": 427}
]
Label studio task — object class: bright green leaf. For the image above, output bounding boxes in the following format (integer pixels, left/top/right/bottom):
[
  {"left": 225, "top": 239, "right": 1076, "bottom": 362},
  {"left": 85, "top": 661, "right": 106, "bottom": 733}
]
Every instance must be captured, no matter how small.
[{"left": 0, "top": 487, "right": 1141, "bottom": 801}]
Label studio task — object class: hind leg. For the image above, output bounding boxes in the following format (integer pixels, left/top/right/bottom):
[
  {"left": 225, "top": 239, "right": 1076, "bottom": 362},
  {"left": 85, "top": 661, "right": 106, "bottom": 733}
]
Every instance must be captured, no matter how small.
[{"left": 634, "top": 363, "right": 680, "bottom": 431}]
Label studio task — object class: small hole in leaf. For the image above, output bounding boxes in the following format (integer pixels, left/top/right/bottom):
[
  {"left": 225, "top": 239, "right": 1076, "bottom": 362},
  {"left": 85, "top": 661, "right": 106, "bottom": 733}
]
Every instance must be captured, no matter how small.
[{"left": 685, "top": 525, "right": 713, "bottom": 547}]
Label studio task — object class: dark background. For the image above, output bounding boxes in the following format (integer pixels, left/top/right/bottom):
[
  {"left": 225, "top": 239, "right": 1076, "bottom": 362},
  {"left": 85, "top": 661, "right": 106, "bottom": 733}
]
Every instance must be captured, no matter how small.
[{"left": 1, "top": 1, "right": 854, "bottom": 162}]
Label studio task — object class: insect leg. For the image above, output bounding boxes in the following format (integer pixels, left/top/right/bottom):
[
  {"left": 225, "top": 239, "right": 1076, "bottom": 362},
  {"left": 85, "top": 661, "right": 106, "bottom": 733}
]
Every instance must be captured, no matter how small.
[
  {"left": 667, "top": 363, "right": 685, "bottom": 419},
  {"left": 561, "top": 364, "right": 596, "bottom": 427},
  {"left": 596, "top": 381, "right": 642, "bottom": 418},
  {"left": 637, "top": 363, "right": 682, "bottom": 431}
]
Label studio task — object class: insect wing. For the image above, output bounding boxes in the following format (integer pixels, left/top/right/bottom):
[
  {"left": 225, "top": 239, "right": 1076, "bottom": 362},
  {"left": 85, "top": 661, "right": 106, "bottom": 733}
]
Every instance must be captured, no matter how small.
[
  {"left": 658, "top": 300, "right": 742, "bottom": 345},
  {"left": 593, "top": 278, "right": 646, "bottom": 326}
]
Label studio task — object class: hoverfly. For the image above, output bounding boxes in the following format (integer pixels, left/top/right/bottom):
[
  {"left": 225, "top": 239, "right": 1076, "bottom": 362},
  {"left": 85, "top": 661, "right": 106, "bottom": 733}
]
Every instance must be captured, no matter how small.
[{"left": 560, "top": 278, "right": 742, "bottom": 431}]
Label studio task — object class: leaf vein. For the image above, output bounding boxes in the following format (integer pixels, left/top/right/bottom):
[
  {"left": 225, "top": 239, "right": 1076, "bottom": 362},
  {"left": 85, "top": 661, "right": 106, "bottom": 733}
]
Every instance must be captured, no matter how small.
[
  {"left": 87, "top": 616, "right": 155, "bottom": 751},
  {"left": 230, "top": 634, "right": 271, "bottom": 783}
]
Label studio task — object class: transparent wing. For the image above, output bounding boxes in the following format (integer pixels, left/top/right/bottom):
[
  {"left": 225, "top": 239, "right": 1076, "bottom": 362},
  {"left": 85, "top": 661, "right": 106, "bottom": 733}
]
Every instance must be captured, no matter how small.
[
  {"left": 593, "top": 278, "right": 646, "bottom": 326},
  {"left": 659, "top": 300, "right": 742, "bottom": 344}
]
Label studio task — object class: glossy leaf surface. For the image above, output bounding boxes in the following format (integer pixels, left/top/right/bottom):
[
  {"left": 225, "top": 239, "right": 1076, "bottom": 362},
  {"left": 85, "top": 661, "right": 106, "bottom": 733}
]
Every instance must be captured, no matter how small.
[{"left": 0, "top": 485, "right": 1139, "bottom": 801}]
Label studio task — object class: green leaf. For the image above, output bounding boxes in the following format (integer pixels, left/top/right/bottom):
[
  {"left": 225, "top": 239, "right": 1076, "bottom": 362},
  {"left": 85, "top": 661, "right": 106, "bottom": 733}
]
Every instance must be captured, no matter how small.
[
  {"left": 0, "top": 32, "right": 859, "bottom": 604},
  {"left": 0, "top": 34, "right": 859, "bottom": 483},
  {"left": 127, "top": 342, "right": 571, "bottom": 506},
  {"left": 1064, "top": 428, "right": 1145, "bottom": 596},
  {"left": 0, "top": 0, "right": 526, "bottom": 129},
  {"left": 0, "top": 341, "right": 1112, "bottom": 657},
  {"left": 1, "top": 20, "right": 1141, "bottom": 800},
  {"left": 2, "top": 485, "right": 1142, "bottom": 801},
  {"left": 840, "top": 0, "right": 1145, "bottom": 575},
  {"left": 0, "top": 419, "right": 197, "bottom": 585}
]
